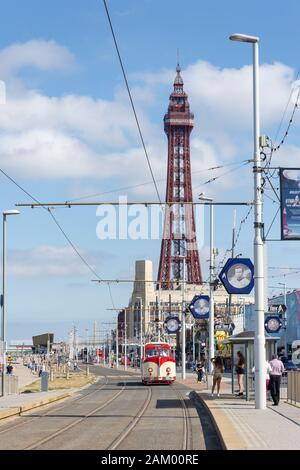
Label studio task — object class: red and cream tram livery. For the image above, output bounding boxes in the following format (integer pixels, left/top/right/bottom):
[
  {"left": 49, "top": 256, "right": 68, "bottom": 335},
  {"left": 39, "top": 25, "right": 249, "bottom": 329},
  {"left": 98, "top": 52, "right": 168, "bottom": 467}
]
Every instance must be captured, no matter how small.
[{"left": 142, "top": 342, "right": 176, "bottom": 385}]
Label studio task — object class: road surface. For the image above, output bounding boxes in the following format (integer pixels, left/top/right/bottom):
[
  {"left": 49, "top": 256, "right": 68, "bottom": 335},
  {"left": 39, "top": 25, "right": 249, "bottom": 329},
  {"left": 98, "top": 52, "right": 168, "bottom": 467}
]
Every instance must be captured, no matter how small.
[{"left": 0, "top": 365, "right": 221, "bottom": 450}]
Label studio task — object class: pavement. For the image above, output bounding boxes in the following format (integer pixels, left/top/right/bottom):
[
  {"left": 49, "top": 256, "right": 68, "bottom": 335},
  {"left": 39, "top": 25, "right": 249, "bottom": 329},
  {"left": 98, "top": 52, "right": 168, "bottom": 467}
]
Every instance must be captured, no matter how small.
[
  {"left": 177, "top": 371, "right": 300, "bottom": 450},
  {"left": 14, "top": 362, "right": 40, "bottom": 389},
  {"left": 0, "top": 389, "right": 72, "bottom": 420},
  {"left": 0, "top": 362, "right": 91, "bottom": 422}
]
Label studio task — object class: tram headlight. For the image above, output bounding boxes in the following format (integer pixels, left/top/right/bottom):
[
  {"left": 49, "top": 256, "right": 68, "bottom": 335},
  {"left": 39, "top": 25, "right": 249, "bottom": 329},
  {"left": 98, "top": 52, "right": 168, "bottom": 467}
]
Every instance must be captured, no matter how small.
[
  {"left": 148, "top": 367, "right": 153, "bottom": 373},
  {"left": 166, "top": 367, "right": 171, "bottom": 374}
]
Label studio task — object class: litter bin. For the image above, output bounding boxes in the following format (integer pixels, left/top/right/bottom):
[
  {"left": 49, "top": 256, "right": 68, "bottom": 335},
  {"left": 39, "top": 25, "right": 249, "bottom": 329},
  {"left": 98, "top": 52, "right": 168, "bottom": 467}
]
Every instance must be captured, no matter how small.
[{"left": 41, "top": 371, "right": 49, "bottom": 392}]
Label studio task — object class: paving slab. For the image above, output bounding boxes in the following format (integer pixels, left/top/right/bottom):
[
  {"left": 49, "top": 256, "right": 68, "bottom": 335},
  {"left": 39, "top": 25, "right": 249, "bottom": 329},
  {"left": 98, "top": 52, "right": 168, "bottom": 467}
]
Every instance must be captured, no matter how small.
[{"left": 177, "top": 373, "right": 300, "bottom": 450}]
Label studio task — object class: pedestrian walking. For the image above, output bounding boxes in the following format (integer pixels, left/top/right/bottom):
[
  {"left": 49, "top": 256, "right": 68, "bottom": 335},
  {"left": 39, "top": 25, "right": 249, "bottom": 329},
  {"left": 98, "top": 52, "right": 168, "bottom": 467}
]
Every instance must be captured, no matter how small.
[
  {"left": 269, "top": 355, "right": 285, "bottom": 406},
  {"left": 235, "top": 351, "right": 245, "bottom": 396},
  {"left": 252, "top": 360, "right": 273, "bottom": 400},
  {"left": 196, "top": 361, "right": 204, "bottom": 382},
  {"left": 211, "top": 356, "right": 224, "bottom": 397}
]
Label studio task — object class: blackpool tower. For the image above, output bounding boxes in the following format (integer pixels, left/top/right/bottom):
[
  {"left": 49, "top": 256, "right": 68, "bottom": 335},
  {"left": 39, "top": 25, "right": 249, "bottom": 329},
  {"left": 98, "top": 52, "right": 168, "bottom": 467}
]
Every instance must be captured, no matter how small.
[{"left": 157, "top": 64, "right": 202, "bottom": 289}]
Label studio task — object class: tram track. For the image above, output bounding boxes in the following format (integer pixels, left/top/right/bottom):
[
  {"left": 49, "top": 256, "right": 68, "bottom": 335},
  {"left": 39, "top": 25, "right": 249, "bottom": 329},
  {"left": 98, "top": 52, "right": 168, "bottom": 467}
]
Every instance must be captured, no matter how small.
[
  {"left": 107, "top": 385, "right": 152, "bottom": 450},
  {"left": 24, "top": 379, "right": 127, "bottom": 450},
  {"left": 106, "top": 382, "right": 192, "bottom": 451},
  {"left": 0, "top": 374, "right": 109, "bottom": 437},
  {"left": 172, "top": 385, "right": 193, "bottom": 450}
]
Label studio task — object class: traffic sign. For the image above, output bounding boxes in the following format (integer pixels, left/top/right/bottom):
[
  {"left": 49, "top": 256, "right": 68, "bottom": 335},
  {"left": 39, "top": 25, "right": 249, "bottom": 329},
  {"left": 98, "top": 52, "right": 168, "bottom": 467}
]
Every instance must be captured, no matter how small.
[
  {"left": 214, "top": 322, "right": 235, "bottom": 332},
  {"left": 188, "top": 295, "right": 210, "bottom": 319},
  {"left": 164, "top": 316, "right": 181, "bottom": 334},
  {"left": 219, "top": 258, "right": 254, "bottom": 294},
  {"left": 264, "top": 315, "right": 283, "bottom": 333},
  {"left": 268, "top": 304, "right": 287, "bottom": 314}
]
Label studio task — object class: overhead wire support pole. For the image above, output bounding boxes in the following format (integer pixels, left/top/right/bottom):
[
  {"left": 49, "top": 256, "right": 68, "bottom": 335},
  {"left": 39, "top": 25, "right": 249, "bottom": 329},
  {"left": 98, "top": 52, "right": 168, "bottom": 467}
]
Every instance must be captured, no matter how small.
[{"left": 230, "top": 33, "right": 266, "bottom": 410}]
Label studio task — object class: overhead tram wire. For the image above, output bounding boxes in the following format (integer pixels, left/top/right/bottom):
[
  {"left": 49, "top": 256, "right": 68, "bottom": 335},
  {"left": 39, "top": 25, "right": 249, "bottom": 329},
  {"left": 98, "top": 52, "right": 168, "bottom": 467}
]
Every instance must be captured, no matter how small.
[
  {"left": 66, "top": 160, "right": 251, "bottom": 203},
  {"left": 193, "top": 160, "right": 252, "bottom": 190},
  {"left": 0, "top": 166, "right": 103, "bottom": 283},
  {"left": 263, "top": 75, "right": 300, "bottom": 177},
  {"left": 102, "top": 0, "right": 162, "bottom": 207},
  {"left": 214, "top": 204, "right": 253, "bottom": 274}
]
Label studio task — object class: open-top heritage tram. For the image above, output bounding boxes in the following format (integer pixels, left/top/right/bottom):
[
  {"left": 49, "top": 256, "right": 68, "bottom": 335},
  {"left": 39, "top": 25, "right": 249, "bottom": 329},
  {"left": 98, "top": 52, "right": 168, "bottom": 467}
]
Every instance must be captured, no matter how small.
[{"left": 141, "top": 342, "right": 176, "bottom": 385}]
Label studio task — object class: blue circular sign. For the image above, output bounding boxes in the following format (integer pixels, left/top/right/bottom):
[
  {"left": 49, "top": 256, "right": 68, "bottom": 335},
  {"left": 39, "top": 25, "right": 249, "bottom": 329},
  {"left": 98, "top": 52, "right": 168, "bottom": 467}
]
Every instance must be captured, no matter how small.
[
  {"left": 164, "top": 316, "right": 181, "bottom": 334},
  {"left": 219, "top": 258, "right": 254, "bottom": 295},
  {"left": 264, "top": 315, "right": 283, "bottom": 334},
  {"left": 189, "top": 295, "right": 210, "bottom": 319}
]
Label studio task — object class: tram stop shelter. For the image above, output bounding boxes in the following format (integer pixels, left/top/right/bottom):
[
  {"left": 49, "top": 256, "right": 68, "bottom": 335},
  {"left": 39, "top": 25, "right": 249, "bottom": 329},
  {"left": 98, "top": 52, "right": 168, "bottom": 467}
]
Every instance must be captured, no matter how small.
[{"left": 224, "top": 330, "right": 280, "bottom": 401}]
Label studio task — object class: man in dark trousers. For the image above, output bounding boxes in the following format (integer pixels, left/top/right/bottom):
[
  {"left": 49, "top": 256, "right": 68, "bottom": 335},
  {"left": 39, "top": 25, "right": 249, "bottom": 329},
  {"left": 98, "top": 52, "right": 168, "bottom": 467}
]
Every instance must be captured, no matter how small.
[{"left": 269, "top": 355, "right": 285, "bottom": 406}]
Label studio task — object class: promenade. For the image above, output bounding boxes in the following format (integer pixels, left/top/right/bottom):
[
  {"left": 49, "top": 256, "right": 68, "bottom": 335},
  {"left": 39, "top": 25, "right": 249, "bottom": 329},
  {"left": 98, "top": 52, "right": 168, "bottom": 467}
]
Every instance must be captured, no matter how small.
[{"left": 177, "top": 371, "right": 300, "bottom": 450}]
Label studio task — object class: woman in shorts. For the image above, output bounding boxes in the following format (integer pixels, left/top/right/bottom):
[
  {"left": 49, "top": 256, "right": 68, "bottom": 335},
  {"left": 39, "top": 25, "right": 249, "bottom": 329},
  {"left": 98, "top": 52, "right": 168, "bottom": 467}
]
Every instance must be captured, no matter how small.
[{"left": 211, "top": 356, "right": 224, "bottom": 397}]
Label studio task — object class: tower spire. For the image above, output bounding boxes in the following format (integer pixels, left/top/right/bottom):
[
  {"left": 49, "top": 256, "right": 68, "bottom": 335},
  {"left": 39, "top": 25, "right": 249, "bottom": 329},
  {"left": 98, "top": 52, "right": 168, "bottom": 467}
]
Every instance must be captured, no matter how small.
[{"left": 157, "top": 66, "right": 202, "bottom": 289}]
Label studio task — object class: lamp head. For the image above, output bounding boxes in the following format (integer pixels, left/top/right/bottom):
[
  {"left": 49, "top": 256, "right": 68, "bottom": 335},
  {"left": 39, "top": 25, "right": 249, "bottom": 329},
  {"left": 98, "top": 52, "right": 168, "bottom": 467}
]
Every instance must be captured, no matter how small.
[
  {"left": 3, "top": 210, "right": 20, "bottom": 216},
  {"left": 229, "top": 33, "right": 259, "bottom": 43}
]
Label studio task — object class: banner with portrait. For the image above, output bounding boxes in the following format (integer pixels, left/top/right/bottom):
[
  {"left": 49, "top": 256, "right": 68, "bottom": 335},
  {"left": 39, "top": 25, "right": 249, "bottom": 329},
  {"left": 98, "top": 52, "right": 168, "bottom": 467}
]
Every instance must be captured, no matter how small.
[{"left": 280, "top": 168, "right": 300, "bottom": 240}]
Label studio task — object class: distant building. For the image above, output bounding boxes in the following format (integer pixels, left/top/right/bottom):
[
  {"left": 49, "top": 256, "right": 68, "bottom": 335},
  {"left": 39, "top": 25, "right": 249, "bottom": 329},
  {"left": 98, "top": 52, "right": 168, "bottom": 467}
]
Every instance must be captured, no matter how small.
[
  {"left": 124, "top": 260, "right": 253, "bottom": 349},
  {"left": 245, "top": 289, "right": 300, "bottom": 355},
  {"left": 8, "top": 340, "right": 33, "bottom": 356},
  {"left": 32, "top": 333, "right": 54, "bottom": 353}
]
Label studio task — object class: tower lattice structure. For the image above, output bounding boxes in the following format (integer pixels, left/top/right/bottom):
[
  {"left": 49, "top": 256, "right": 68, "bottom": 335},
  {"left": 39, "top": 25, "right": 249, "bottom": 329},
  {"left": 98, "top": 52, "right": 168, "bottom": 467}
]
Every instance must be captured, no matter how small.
[{"left": 158, "top": 64, "right": 202, "bottom": 290}]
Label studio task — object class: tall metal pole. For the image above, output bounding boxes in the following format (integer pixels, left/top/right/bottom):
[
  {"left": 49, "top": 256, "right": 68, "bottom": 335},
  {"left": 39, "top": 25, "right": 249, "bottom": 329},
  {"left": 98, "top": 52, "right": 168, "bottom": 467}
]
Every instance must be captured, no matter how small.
[
  {"left": 116, "top": 315, "right": 119, "bottom": 369},
  {"left": 182, "top": 258, "right": 186, "bottom": 380},
  {"left": 228, "top": 210, "right": 236, "bottom": 322},
  {"left": 279, "top": 280, "right": 287, "bottom": 357},
  {"left": 283, "top": 281, "right": 287, "bottom": 357},
  {"left": 230, "top": 33, "right": 265, "bottom": 410},
  {"left": 208, "top": 203, "right": 215, "bottom": 376},
  {"left": 124, "top": 308, "right": 127, "bottom": 371},
  {"left": 1, "top": 215, "right": 7, "bottom": 397},
  {"left": 85, "top": 328, "right": 88, "bottom": 364},
  {"left": 140, "top": 298, "right": 143, "bottom": 364},
  {"left": 192, "top": 322, "right": 196, "bottom": 363},
  {"left": 252, "top": 40, "right": 266, "bottom": 410}
]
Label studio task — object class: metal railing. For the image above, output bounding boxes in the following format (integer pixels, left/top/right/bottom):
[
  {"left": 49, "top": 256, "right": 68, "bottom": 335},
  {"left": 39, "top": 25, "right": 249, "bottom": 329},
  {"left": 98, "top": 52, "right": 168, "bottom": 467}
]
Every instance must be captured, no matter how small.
[
  {"left": 0, "top": 375, "right": 19, "bottom": 395},
  {"left": 287, "top": 370, "right": 300, "bottom": 406}
]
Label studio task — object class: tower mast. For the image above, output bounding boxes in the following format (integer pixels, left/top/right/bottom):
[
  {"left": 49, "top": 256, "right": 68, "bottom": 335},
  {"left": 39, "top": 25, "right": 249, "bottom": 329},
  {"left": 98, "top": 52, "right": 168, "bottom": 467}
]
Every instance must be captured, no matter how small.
[{"left": 158, "top": 64, "right": 202, "bottom": 289}]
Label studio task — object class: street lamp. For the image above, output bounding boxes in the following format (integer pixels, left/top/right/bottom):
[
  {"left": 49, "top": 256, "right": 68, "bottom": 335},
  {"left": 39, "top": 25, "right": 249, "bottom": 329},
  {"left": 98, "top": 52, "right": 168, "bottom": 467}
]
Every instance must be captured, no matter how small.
[
  {"left": 230, "top": 33, "right": 266, "bottom": 410},
  {"left": 1, "top": 209, "right": 20, "bottom": 397},
  {"left": 199, "top": 193, "right": 214, "bottom": 380},
  {"left": 136, "top": 297, "right": 143, "bottom": 367},
  {"left": 278, "top": 281, "right": 287, "bottom": 357}
]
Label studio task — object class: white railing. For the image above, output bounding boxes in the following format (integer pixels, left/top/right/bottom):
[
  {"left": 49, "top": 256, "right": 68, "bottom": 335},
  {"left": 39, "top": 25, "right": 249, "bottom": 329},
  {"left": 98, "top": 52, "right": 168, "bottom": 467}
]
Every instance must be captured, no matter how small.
[
  {"left": 287, "top": 370, "right": 300, "bottom": 405},
  {"left": 0, "top": 375, "right": 19, "bottom": 395}
]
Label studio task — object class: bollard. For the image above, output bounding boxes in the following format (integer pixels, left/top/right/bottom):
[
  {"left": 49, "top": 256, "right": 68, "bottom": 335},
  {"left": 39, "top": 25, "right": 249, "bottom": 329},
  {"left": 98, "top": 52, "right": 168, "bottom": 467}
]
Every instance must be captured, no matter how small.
[
  {"left": 50, "top": 369, "right": 54, "bottom": 382},
  {"left": 66, "top": 367, "right": 70, "bottom": 380},
  {"left": 41, "top": 371, "right": 49, "bottom": 392},
  {"left": 86, "top": 366, "right": 90, "bottom": 376}
]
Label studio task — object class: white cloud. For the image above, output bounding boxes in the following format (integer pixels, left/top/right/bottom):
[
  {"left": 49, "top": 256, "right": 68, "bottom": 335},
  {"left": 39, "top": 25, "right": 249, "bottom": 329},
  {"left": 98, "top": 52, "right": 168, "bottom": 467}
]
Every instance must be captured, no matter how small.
[
  {"left": 0, "top": 40, "right": 75, "bottom": 79},
  {"left": 0, "top": 40, "right": 299, "bottom": 201},
  {"left": 8, "top": 245, "right": 106, "bottom": 278}
]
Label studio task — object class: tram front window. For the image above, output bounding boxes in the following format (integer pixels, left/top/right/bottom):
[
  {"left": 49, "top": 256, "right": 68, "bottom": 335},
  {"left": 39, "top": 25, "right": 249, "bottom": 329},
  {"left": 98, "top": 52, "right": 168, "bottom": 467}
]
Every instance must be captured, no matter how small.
[
  {"left": 160, "top": 349, "right": 169, "bottom": 357},
  {"left": 146, "top": 349, "right": 158, "bottom": 357}
]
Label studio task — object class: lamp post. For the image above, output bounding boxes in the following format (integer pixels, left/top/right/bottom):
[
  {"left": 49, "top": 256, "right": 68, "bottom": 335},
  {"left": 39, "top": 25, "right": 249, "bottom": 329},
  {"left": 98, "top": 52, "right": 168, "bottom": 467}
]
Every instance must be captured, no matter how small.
[
  {"left": 116, "top": 314, "right": 119, "bottom": 369},
  {"left": 1, "top": 209, "right": 20, "bottom": 397},
  {"left": 230, "top": 33, "right": 266, "bottom": 409},
  {"left": 199, "top": 194, "right": 214, "bottom": 379},
  {"left": 136, "top": 297, "right": 143, "bottom": 366},
  {"left": 278, "top": 281, "right": 287, "bottom": 357},
  {"left": 182, "top": 257, "right": 186, "bottom": 380},
  {"left": 124, "top": 308, "right": 127, "bottom": 371}
]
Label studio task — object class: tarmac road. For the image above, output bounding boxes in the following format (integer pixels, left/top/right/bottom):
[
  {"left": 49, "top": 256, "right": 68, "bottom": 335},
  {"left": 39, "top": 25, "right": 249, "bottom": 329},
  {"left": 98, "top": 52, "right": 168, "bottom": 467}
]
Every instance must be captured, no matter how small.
[{"left": 0, "top": 365, "right": 221, "bottom": 450}]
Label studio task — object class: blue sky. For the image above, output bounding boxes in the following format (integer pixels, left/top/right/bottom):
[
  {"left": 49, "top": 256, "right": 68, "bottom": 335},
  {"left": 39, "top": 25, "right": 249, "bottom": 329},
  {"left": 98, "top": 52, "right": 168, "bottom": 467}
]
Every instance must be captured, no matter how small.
[{"left": 1, "top": 0, "right": 300, "bottom": 342}]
